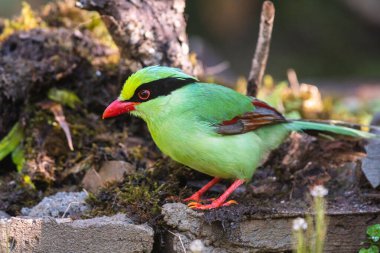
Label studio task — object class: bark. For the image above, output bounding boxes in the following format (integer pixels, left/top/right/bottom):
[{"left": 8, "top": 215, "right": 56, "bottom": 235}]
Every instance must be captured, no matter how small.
[{"left": 76, "top": 0, "right": 203, "bottom": 76}]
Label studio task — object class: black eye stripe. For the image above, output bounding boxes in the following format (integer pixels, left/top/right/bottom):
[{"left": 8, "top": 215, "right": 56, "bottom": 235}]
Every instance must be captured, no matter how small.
[{"left": 127, "top": 77, "right": 196, "bottom": 102}]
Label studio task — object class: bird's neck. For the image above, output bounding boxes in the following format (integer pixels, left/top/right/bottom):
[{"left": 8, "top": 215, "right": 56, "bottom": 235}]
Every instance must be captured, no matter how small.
[{"left": 132, "top": 95, "right": 173, "bottom": 123}]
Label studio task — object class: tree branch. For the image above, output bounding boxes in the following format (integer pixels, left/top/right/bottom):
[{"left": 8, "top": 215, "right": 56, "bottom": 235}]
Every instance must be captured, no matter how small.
[
  {"left": 76, "top": 0, "right": 203, "bottom": 76},
  {"left": 247, "top": 1, "right": 275, "bottom": 97}
]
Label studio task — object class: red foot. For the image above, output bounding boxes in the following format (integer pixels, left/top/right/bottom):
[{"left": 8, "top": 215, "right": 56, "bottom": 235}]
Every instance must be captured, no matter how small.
[
  {"left": 183, "top": 193, "right": 201, "bottom": 202},
  {"left": 188, "top": 200, "right": 238, "bottom": 210},
  {"left": 182, "top": 177, "right": 220, "bottom": 203},
  {"left": 187, "top": 179, "right": 245, "bottom": 210}
]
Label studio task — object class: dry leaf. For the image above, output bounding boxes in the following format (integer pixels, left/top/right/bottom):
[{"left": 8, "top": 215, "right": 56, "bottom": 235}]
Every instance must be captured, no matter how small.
[{"left": 39, "top": 101, "right": 74, "bottom": 151}]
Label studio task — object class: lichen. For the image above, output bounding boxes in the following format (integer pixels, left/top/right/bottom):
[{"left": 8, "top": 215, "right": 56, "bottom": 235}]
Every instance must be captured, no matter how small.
[{"left": 40, "top": 0, "right": 119, "bottom": 65}]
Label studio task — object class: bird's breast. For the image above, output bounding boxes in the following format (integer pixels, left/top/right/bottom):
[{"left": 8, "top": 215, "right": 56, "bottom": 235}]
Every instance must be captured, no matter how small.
[{"left": 146, "top": 116, "right": 264, "bottom": 179}]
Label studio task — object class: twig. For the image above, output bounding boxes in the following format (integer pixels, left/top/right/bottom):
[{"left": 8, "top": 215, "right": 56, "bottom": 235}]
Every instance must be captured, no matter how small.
[
  {"left": 247, "top": 1, "right": 275, "bottom": 97},
  {"left": 204, "top": 61, "right": 230, "bottom": 76},
  {"left": 62, "top": 201, "right": 81, "bottom": 218},
  {"left": 287, "top": 68, "right": 300, "bottom": 95},
  {"left": 168, "top": 230, "right": 186, "bottom": 253},
  {"left": 39, "top": 102, "right": 74, "bottom": 151}
]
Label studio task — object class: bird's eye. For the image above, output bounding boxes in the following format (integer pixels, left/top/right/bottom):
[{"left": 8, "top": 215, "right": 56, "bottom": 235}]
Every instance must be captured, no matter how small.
[{"left": 138, "top": 89, "right": 151, "bottom": 100}]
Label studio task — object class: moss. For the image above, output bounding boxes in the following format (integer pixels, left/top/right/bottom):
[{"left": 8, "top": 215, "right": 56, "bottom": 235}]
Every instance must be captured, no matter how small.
[
  {"left": 0, "top": 2, "right": 46, "bottom": 41},
  {"left": 86, "top": 174, "right": 164, "bottom": 223},
  {"left": 86, "top": 158, "right": 195, "bottom": 224},
  {"left": 41, "top": 0, "right": 119, "bottom": 65}
]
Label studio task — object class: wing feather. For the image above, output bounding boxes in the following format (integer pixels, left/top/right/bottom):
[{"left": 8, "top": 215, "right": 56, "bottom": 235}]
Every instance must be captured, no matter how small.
[{"left": 217, "top": 98, "right": 287, "bottom": 135}]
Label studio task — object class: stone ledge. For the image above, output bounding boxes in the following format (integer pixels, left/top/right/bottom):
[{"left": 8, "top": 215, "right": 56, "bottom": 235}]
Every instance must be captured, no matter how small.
[
  {"left": 162, "top": 203, "right": 380, "bottom": 253},
  {"left": 0, "top": 214, "right": 154, "bottom": 253}
]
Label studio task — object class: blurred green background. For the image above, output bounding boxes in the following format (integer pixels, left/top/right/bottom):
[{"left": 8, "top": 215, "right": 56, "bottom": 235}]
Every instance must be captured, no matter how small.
[{"left": 1, "top": 0, "right": 380, "bottom": 82}]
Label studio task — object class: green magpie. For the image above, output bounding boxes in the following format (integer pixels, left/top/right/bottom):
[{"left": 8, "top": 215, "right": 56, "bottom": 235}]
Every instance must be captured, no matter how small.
[{"left": 103, "top": 66, "right": 375, "bottom": 210}]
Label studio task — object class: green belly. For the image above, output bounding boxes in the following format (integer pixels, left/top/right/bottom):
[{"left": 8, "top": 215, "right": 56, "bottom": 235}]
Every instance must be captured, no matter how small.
[{"left": 148, "top": 120, "right": 289, "bottom": 180}]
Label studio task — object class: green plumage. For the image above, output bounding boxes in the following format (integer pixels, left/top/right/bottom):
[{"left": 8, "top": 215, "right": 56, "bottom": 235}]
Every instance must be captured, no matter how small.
[
  {"left": 121, "top": 67, "right": 374, "bottom": 181},
  {"left": 286, "top": 120, "right": 374, "bottom": 139}
]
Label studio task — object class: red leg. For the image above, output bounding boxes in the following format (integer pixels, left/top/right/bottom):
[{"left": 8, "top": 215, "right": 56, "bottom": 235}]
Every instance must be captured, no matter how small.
[
  {"left": 189, "top": 179, "right": 245, "bottom": 210},
  {"left": 183, "top": 177, "right": 221, "bottom": 202}
]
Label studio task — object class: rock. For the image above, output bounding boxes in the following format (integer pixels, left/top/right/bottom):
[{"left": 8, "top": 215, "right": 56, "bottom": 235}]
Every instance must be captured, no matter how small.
[
  {"left": 162, "top": 203, "right": 380, "bottom": 253},
  {"left": 0, "top": 214, "right": 154, "bottom": 253},
  {"left": 362, "top": 119, "right": 380, "bottom": 188},
  {"left": 189, "top": 239, "right": 205, "bottom": 253},
  {"left": 81, "top": 168, "right": 104, "bottom": 193},
  {"left": 162, "top": 203, "right": 204, "bottom": 234},
  {"left": 21, "top": 191, "right": 89, "bottom": 218},
  {"left": 82, "top": 160, "right": 135, "bottom": 193},
  {"left": 0, "top": 211, "right": 10, "bottom": 219},
  {"left": 99, "top": 160, "right": 135, "bottom": 180}
]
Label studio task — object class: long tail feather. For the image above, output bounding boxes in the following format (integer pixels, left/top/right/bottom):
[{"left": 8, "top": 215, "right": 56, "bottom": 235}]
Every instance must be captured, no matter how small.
[{"left": 286, "top": 120, "right": 376, "bottom": 139}]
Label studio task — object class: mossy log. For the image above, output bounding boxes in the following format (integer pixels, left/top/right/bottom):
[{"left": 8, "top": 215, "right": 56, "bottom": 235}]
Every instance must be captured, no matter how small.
[{"left": 0, "top": 28, "right": 109, "bottom": 137}]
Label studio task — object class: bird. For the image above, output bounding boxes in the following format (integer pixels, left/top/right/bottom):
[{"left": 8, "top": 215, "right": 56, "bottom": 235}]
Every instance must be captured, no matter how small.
[{"left": 103, "top": 66, "right": 375, "bottom": 210}]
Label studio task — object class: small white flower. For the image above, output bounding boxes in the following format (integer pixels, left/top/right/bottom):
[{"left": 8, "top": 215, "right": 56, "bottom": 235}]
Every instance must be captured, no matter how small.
[
  {"left": 293, "top": 217, "right": 308, "bottom": 231},
  {"left": 310, "top": 185, "right": 328, "bottom": 197},
  {"left": 189, "top": 239, "right": 205, "bottom": 253}
]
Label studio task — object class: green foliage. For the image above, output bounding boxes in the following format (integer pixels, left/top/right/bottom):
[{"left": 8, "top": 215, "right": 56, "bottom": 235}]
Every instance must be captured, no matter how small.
[
  {"left": 359, "top": 245, "right": 379, "bottom": 253},
  {"left": 0, "top": 123, "right": 25, "bottom": 173},
  {"left": 48, "top": 88, "right": 81, "bottom": 109},
  {"left": 11, "top": 145, "right": 25, "bottom": 173},
  {"left": 368, "top": 224, "right": 380, "bottom": 242},
  {"left": 359, "top": 224, "right": 380, "bottom": 252},
  {"left": 0, "top": 123, "right": 24, "bottom": 162},
  {"left": 0, "top": 2, "right": 46, "bottom": 41}
]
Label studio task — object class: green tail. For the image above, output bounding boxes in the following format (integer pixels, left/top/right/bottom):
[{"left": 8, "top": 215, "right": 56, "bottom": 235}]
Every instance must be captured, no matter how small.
[{"left": 287, "top": 120, "right": 376, "bottom": 139}]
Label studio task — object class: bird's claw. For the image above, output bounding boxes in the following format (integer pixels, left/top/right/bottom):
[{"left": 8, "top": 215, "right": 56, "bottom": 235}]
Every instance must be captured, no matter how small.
[
  {"left": 188, "top": 199, "right": 238, "bottom": 210},
  {"left": 222, "top": 200, "right": 238, "bottom": 206},
  {"left": 187, "top": 201, "right": 201, "bottom": 208}
]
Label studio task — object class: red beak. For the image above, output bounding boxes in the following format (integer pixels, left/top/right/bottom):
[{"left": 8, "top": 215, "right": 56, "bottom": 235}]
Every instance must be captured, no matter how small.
[{"left": 102, "top": 100, "right": 139, "bottom": 119}]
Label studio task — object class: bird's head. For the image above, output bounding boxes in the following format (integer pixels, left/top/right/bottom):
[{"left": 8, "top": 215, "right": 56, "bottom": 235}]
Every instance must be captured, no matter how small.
[{"left": 102, "top": 66, "right": 198, "bottom": 120}]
